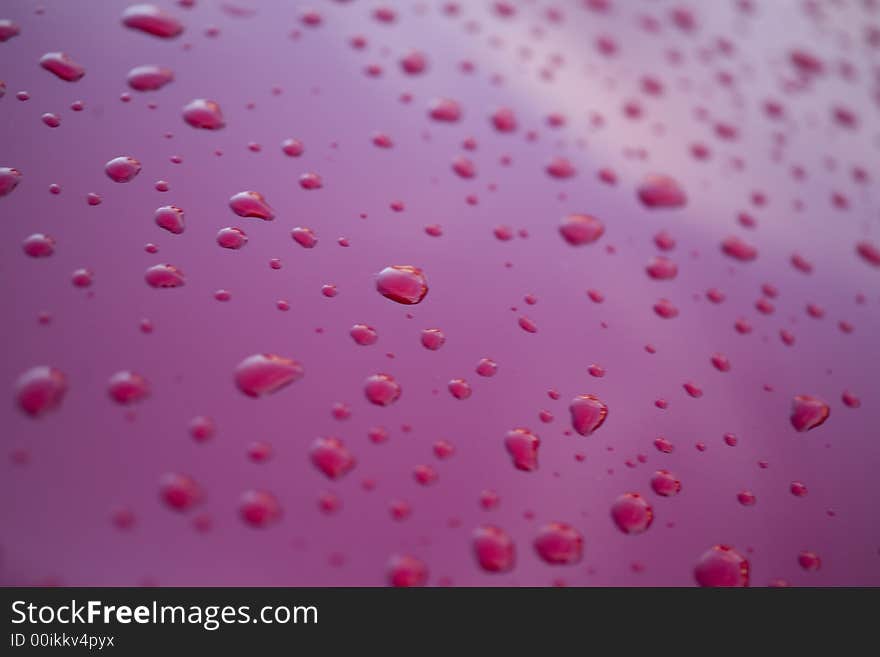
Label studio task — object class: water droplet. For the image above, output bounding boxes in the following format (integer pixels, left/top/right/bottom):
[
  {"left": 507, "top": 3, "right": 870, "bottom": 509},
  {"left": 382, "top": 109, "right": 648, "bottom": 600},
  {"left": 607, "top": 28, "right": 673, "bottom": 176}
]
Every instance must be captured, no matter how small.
[
  {"left": 559, "top": 214, "right": 604, "bottom": 246},
  {"left": 476, "top": 358, "right": 498, "bottom": 377},
  {"left": 104, "top": 156, "right": 142, "bottom": 183},
  {"left": 400, "top": 50, "right": 428, "bottom": 74},
  {"left": 505, "top": 427, "right": 540, "bottom": 471},
  {"left": 650, "top": 470, "right": 681, "bottom": 497},
  {"left": 737, "top": 491, "right": 757, "bottom": 506},
  {"left": 22, "top": 233, "right": 55, "bottom": 257},
  {"left": 448, "top": 378, "right": 471, "bottom": 399},
  {"left": 534, "top": 522, "right": 584, "bottom": 565},
  {"left": 721, "top": 235, "right": 758, "bottom": 262},
  {"left": 637, "top": 174, "right": 687, "bottom": 208},
  {"left": 856, "top": 241, "right": 880, "bottom": 267},
  {"left": 39, "top": 52, "right": 85, "bottom": 82},
  {"left": 122, "top": 4, "right": 184, "bottom": 39},
  {"left": 229, "top": 191, "right": 274, "bottom": 219},
  {"left": 15, "top": 366, "right": 67, "bottom": 417},
  {"left": 159, "top": 473, "right": 202, "bottom": 511},
  {"left": 154, "top": 205, "right": 185, "bottom": 234},
  {"left": 569, "top": 394, "right": 608, "bottom": 436},
  {"left": 694, "top": 545, "right": 749, "bottom": 587},
  {"left": 798, "top": 550, "right": 821, "bottom": 572},
  {"left": 545, "top": 157, "right": 576, "bottom": 179},
  {"left": 387, "top": 554, "right": 428, "bottom": 587},
  {"left": 611, "top": 493, "right": 654, "bottom": 534},
  {"left": 645, "top": 256, "right": 678, "bottom": 280},
  {"left": 234, "top": 354, "right": 304, "bottom": 397},
  {"left": 473, "top": 526, "right": 516, "bottom": 573},
  {"left": 127, "top": 65, "right": 174, "bottom": 91},
  {"left": 0, "top": 19, "right": 21, "bottom": 42},
  {"left": 711, "top": 353, "right": 731, "bottom": 372},
  {"left": 182, "top": 99, "right": 225, "bottom": 129},
  {"left": 421, "top": 328, "right": 446, "bottom": 350},
  {"left": 653, "top": 298, "right": 679, "bottom": 319},
  {"left": 350, "top": 324, "right": 378, "bottom": 346},
  {"left": 790, "top": 395, "right": 830, "bottom": 432},
  {"left": 376, "top": 265, "right": 428, "bottom": 304},
  {"left": 428, "top": 98, "right": 462, "bottom": 122},
  {"left": 145, "top": 263, "right": 185, "bottom": 288},
  {"left": 0, "top": 167, "right": 22, "bottom": 197},
  {"left": 790, "top": 481, "right": 808, "bottom": 497},
  {"left": 281, "top": 138, "right": 304, "bottom": 157},
  {"left": 299, "top": 172, "right": 323, "bottom": 189},
  {"left": 364, "top": 373, "right": 401, "bottom": 406},
  {"left": 216, "top": 226, "right": 248, "bottom": 249},
  {"left": 291, "top": 226, "right": 317, "bottom": 248},
  {"left": 71, "top": 268, "right": 94, "bottom": 288},
  {"left": 239, "top": 490, "right": 281, "bottom": 527},
  {"left": 107, "top": 371, "right": 150, "bottom": 404}
]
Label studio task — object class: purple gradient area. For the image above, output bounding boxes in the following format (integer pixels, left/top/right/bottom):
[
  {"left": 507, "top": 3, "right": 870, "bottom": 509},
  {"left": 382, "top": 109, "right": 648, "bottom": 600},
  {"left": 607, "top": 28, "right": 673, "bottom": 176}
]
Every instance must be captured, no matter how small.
[{"left": 1, "top": 0, "right": 879, "bottom": 586}]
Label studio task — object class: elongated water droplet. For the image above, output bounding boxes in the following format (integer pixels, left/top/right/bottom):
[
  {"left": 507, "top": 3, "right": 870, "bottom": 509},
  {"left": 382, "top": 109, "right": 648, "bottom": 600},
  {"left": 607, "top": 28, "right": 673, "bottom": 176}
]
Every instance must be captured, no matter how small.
[
  {"left": 145, "top": 263, "right": 185, "bottom": 288},
  {"left": 105, "top": 156, "right": 141, "bottom": 183},
  {"left": 107, "top": 371, "right": 150, "bottom": 404},
  {"left": 234, "top": 354, "right": 304, "bottom": 397},
  {"left": 182, "top": 99, "right": 225, "bottom": 129},
  {"left": 39, "top": 52, "right": 85, "bottom": 82},
  {"left": 122, "top": 4, "right": 184, "bottom": 38},
  {"left": 505, "top": 427, "right": 540, "bottom": 471},
  {"left": 559, "top": 214, "right": 604, "bottom": 245},
  {"left": 376, "top": 265, "right": 428, "bottom": 304},
  {"left": 127, "top": 65, "right": 174, "bottom": 91}
]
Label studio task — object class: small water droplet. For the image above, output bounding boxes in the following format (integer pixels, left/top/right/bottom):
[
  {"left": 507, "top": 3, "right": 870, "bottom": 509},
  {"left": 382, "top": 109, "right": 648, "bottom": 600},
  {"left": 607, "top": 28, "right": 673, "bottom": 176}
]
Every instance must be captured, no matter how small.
[
  {"left": 145, "top": 263, "right": 185, "bottom": 288},
  {"left": 154, "top": 205, "right": 185, "bottom": 234},
  {"left": 122, "top": 4, "right": 184, "bottom": 39}
]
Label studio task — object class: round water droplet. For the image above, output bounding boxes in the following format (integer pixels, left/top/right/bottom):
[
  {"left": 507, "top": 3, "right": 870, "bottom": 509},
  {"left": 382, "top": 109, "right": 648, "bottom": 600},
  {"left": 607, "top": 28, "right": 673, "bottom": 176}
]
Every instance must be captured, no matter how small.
[
  {"left": 694, "top": 545, "right": 749, "bottom": 587},
  {"left": 569, "top": 394, "right": 608, "bottom": 436},
  {"left": 229, "top": 191, "right": 274, "bottom": 220},
  {"left": 188, "top": 416, "right": 215, "bottom": 442},
  {"left": 476, "top": 358, "right": 497, "bottom": 377},
  {"left": 505, "top": 427, "right": 540, "bottom": 472},
  {"left": 387, "top": 554, "right": 428, "bottom": 587},
  {"left": 154, "top": 205, "right": 185, "bottom": 234},
  {"left": 160, "top": 473, "right": 202, "bottom": 511},
  {"left": 559, "top": 214, "right": 604, "bottom": 246},
  {"left": 239, "top": 490, "right": 281, "bottom": 527},
  {"left": 534, "top": 522, "right": 583, "bottom": 565},
  {"left": 234, "top": 354, "right": 304, "bottom": 398},
  {"left": 790, "top": 395, "right": 830, "bottom": 432},
  {"left": 473, "top": 526, "right": 516, "bottom": 573},
  {"left": 145, "top": 263, "right": 185, "bottom": 288},
  {"left": 15, "top": 366, "right": 67, "bottom": 417},
  {"left": 281, "top": 138, "right": 304, "bottom": 157},
  {"left": 364, "top": 373, "right": 401, "bottom": 406},
  {"left": 611, "top": 493, "right": 654, "bottom": 534},
  {"left": 448, "top": 378, "right": 472, "bottom": 400},
  {"left": 107, "top": 371, "right": 150, "bottom": 404},
  {"left": 645, "top": 256, "right": 678, "bottom": 280},
  {"left": 798, "top": 550, "right": 821, "bottom": 572},
  {"left": 182, "top": 99, "right": 224, "bottom": 129},
  {"left": 376, "top": 265, "right": 428, "bottom": 305},
  {"left": 428, "top": 98, "right": 462, "bottom": 122},
  {"left": 105, "top": 156, "right": 141, "bottom": 183},
  {"left": 299, "top": 172, "right": 323, "bottom": 189},
  {"left": 420, "top": 328, "right": 446, "bottom": 350}
]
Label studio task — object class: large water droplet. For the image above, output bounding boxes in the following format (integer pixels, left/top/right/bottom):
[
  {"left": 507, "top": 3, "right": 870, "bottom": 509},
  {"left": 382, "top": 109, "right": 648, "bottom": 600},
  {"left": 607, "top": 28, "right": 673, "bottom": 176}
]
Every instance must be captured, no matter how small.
[
  {"left": 376, "top": 265, "right": 428, "bottom": 304},
  {"left": 122, "top": 4, "right": 184, "bottom": 39},
  {"left": 364, "top": 373, "right": 401, "bottom": 406},
  {"left": 694, "top": 545, "right": 749, "bottom": 587},
  {"left": 611, "top": 493, "right": 654, "bottom": 534},
  {"left": 0, "top": 167, "right": 22, "bottom": 197},
  {"left": 234, "top": 354, "right": 304, "bottom": 397},
  {"left": 790, "top": 395, "right": 830, "bottom": 432},
  {"left": 473, "top": 526, "right": 516, "bottom": 573},
  {"left": 559, "top": 214, "right": 604, "bottom": 246},
  {"left": 104, "top": 156, "right": 141, "bottom": 183},
  {"left": 637, "top": 174, "right": 687, "bottom": 208},
  {"left": 15, "top": 366, "right": 67, "bottom": 417},
  {"left": 107, "top": 371, "right": 150, "bottom": 404},
  {"left": 534, "top": 522, "right": 583, "bottom": 565},
  {"left": 127, "top": 65, "right": 174, "bottom": 91},
  {"left": 505, "top": 427, "right": 540, "bottom": 471},
  {"left": 569, "top": 394, "right": 608, "bottom": 436},
  {"left": 154, "top": 206, "right": 185, "bottom": 234},
  {"left": 182, "top": 99, "right": 225, "bottom": 130},
  {"left": 229, "top": 191, "right": 274, "bottom": 220},
  {"left": 39, "top": 52, "right": 85, "bottom": 82},
  {"left": 145, "top": 263, "right": 185, "bottom": 288}
]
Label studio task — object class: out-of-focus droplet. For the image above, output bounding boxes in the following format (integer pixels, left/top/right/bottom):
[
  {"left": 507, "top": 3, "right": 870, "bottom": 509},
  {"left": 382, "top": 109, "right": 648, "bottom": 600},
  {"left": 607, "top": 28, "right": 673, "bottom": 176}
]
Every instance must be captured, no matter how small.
[
  {"left": 569, "top": 394, "right": 608, "bottom": 436},
  {"left": 421, "top": 328, "right": 446, "bottom": 350},
  {"left": 364, "top": 373, "right": 401, "bottom": 406},
  {"left": 856, "top": 241, "right": 880, "bottom": 267},
  {"left": 160, "top": 473, "right": 201, "bottom": 511},
  {"left": 239, "top": 490, "right": 281, "bottom": 527},
  {"left": 22, "top": 233, "right": 56, "bottom": 258},
  {"left": 376, "top": 265, "right": 428, "bottom": 304},
  {"left": 694, "top": 545, "right": 749, "bottom": 587},
  {"left": 387, "top": 554, "right": 428, "bottom": 587},
  {"left": 105, "top": 156, "right": 141, "bottom": 183},
  {"left": 39, "top": 52, "right": 86, "bottom": 82},
  {"left": 637, "top": 174, "right": 687, "bottom": 208},
  {"left": 798, "top": 550, "right": 821, "bottom": 572},
  {"left": 234, "top": 354, "right": 304, "bottom": 398},
  {"left": 790, "top": 395, "right": 830, "bottom": 432},
  {"left": 428, "top": 98, "right": 462, "bottom": 122},
  {"left": 650, "top": 470, "right": 681, "bottom": 497},
  {"left": 281, "top": 138, "right": 304, "bottom": 157},
  {"left": 291, "top": 226, "right": 317, "bottom": 248},
  {"left": 559, "top": 214, "right": 604, "bottom": 246},
  {"left": 15, "top": 366, "right": 67, "bottom": 417},
  {"left": 505, "top": 427, "right": 540, "bottom": 471},
  {"left": 107, "top": 371, "right": 150, "bottom": 405},
  {"left": 645, "top": 256, "right": 678, "bottom": 280},
  {"left": 611, "top": 493, "right": 654, "bottom": 534},
  {"left": 473, "top": 526, "right": 516, "bottom": 573},
  {"left": 229, "top": 191, "right": 274, "bottom": 219},
  {"left": 534, "top": 522, "right": 583, "bottom": 565},
  {"left": 721, "top": 235, "right": 758, "bottom": 262}
]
